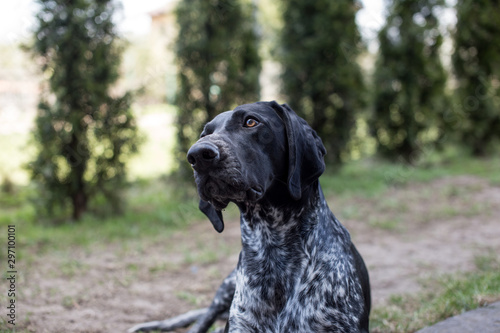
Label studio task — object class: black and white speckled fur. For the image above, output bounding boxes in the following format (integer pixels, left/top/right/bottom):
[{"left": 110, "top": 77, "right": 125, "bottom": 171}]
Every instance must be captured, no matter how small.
[
  {"left": 186, "top": 101, "right": 370, "bottom": 333},
  {"left": 229, "top": 183, "right": 366, "bottom": 333}
]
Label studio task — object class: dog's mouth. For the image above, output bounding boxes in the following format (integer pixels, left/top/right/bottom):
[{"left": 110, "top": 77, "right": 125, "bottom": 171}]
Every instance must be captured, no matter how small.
[
  {"left": 195, "top": 172, "right": 264, "bottom": 209},
  {"left": 246, "top": 187, "right": 263, "bottom": 201}
]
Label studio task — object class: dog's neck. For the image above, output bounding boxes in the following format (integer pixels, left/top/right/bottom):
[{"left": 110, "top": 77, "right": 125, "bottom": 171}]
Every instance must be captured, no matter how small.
[
  {"left": 235, "top": 181, "right": 350, "bottom": 260},
  {"left": 233, "top": 181, "right": 352, "bottom": 319},
  {"left": 239, "top": 181, "right": 321, "bottom": 231},
  {"left": 236, "top": 180, "right": 351, "bottom": 259}
]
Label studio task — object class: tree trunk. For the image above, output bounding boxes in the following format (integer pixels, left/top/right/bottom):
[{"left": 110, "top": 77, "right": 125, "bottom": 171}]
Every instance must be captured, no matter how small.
[{"left": 72, "top": 190, "right": 87, "bottom": 220}]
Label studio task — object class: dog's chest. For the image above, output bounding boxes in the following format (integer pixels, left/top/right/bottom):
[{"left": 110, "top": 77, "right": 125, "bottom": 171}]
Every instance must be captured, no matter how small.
[{"left": 229, "top": 208, "right": 362, "bottom": 332}]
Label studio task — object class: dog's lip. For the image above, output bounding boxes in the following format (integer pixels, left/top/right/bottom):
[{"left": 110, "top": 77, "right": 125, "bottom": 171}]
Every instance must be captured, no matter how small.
[
  {"left": 196, "top": 172, "right": 264, "bottom": 204},
  {"left": 246, "top": 186, "right": 263, "bottom": 201},
  {"left": 210, "top": 198, "right": 230, "bottom": 210}
]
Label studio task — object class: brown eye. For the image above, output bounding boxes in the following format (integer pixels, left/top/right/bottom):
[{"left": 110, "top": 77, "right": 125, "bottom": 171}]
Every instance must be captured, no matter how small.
[{"left": 245, "top": 118, "right": 259, "bottom": 128}]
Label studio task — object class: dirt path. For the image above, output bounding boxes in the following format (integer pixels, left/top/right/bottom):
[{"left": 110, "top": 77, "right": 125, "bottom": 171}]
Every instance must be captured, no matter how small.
[{"left": 10, "top": 175, "right": 500, "bottom": 333}]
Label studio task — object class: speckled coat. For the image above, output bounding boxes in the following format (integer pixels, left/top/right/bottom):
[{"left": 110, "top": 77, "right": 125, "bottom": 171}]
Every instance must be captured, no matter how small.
[
  {"left": 229, "top": 184, "right": 367, "bottom": 333},
  {"left": 187, "top": 101, "right": 370, "bottom": 333}
]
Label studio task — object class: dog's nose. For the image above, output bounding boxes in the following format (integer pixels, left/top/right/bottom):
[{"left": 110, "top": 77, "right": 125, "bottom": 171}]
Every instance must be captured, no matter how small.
[{"left": 187, "top": 142, "right": 220, "bottom": 171}]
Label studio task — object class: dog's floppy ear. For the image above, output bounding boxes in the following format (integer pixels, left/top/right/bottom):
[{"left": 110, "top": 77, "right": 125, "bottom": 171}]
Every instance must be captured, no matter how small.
[
  {"left": 269, "top": 101, "right": 326, "bottom": 200},
  {"left": 199, "top": 199, "right": 224, "bottom": 233}
]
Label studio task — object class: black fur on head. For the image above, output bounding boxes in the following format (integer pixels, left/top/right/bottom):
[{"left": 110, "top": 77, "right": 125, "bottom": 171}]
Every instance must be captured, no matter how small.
[{"left": 187, "top": 101, "right": 326, "bottom": 232}]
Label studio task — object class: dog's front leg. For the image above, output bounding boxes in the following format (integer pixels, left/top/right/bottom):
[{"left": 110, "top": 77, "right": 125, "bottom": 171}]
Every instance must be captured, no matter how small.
[
  {"left": 186, "top": 268, "right": 236, "bottom": 333},
  {"left": 128, "top": 268, "right": 236, "bottom": 333}
]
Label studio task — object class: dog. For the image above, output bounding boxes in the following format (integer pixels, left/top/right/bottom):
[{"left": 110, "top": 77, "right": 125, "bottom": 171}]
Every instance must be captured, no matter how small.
[
  {"left": 185, "top": 101, "right": 371, "bottom": 332},
  {"left": 128, "top": 101, "right": 370, "bottom": 333}
]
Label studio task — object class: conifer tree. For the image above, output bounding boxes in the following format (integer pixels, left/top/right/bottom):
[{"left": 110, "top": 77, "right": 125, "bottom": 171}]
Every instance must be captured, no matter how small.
[
  {"left": 452, "top": 0, "right": 500, "bottom": 156},
  {"left": 280, "top": 0, "right": 366, "bottom": 166},
  {"left": 372, "top": 0, "right": 448, "bottom": 163},
  {"left": 175, "top": 0, "right": 261, "bottom": 177},
  {"left": 30, "top": 0, "right": 139, "bottom": 220}
]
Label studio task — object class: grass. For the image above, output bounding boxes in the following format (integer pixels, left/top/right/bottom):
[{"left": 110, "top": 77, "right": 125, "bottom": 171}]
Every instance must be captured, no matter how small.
[
  {"left": 321, "top": 151, "right": 500, "bottom": 199},
  {"left": 370, "top": 253, "right": 500, "bottom": 333},
  {"left": 175, "top": 291, "right": 206, "bottom": 307},
  {"left": 0, "top": 177, "right": 203, "bottom": 261},
  {"left": 368, "top": 216, "right": 402, "bottom": 230}
]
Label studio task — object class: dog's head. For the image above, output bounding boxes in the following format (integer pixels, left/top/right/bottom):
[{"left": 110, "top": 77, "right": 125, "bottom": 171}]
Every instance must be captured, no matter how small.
[{"left": 187, "top": 101, "right": 326, "bottom": 232}]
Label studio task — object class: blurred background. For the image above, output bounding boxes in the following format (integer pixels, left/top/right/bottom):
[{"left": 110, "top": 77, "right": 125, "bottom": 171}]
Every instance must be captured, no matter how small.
[{"left": 0, "top": 0, "right": 499, "bottom": 332}]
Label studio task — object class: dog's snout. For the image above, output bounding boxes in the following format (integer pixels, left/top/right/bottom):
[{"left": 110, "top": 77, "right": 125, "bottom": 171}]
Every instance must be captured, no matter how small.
[{"left": 187, "top": 142, "right": 220, "bottom": 171}]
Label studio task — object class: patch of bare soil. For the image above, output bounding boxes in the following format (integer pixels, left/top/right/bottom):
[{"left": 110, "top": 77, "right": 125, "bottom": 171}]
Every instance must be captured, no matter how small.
[{"left": 10, "top": 175, "right": 500, "bottom": 332}]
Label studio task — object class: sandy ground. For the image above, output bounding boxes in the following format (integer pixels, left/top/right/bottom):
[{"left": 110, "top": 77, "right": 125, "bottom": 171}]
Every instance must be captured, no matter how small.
[{"left": 7, "top": 175, "right": 500, "bottom": 333}]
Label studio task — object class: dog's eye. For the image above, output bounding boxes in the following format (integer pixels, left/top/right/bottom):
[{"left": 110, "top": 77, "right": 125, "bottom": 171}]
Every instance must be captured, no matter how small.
[{"left": 244, "top": 118, "right": 259, "bottom": 128}]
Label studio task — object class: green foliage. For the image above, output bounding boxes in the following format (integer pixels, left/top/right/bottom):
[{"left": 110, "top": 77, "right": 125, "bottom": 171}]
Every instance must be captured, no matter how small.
[
  {"left": 452, "top": 0, "right": 500, "bottom": 156},
  {"left": 174, "top": 0, "right": 261, "bottom": 177},
  {"left": 28, "top": 0, "right": 140, "bottom": 220},
  {"left": 279, "top": 0, "right": 366, "bottom": 166},
  {"left": 372, "top": 0, "right": 449, "bottom": 163}
]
